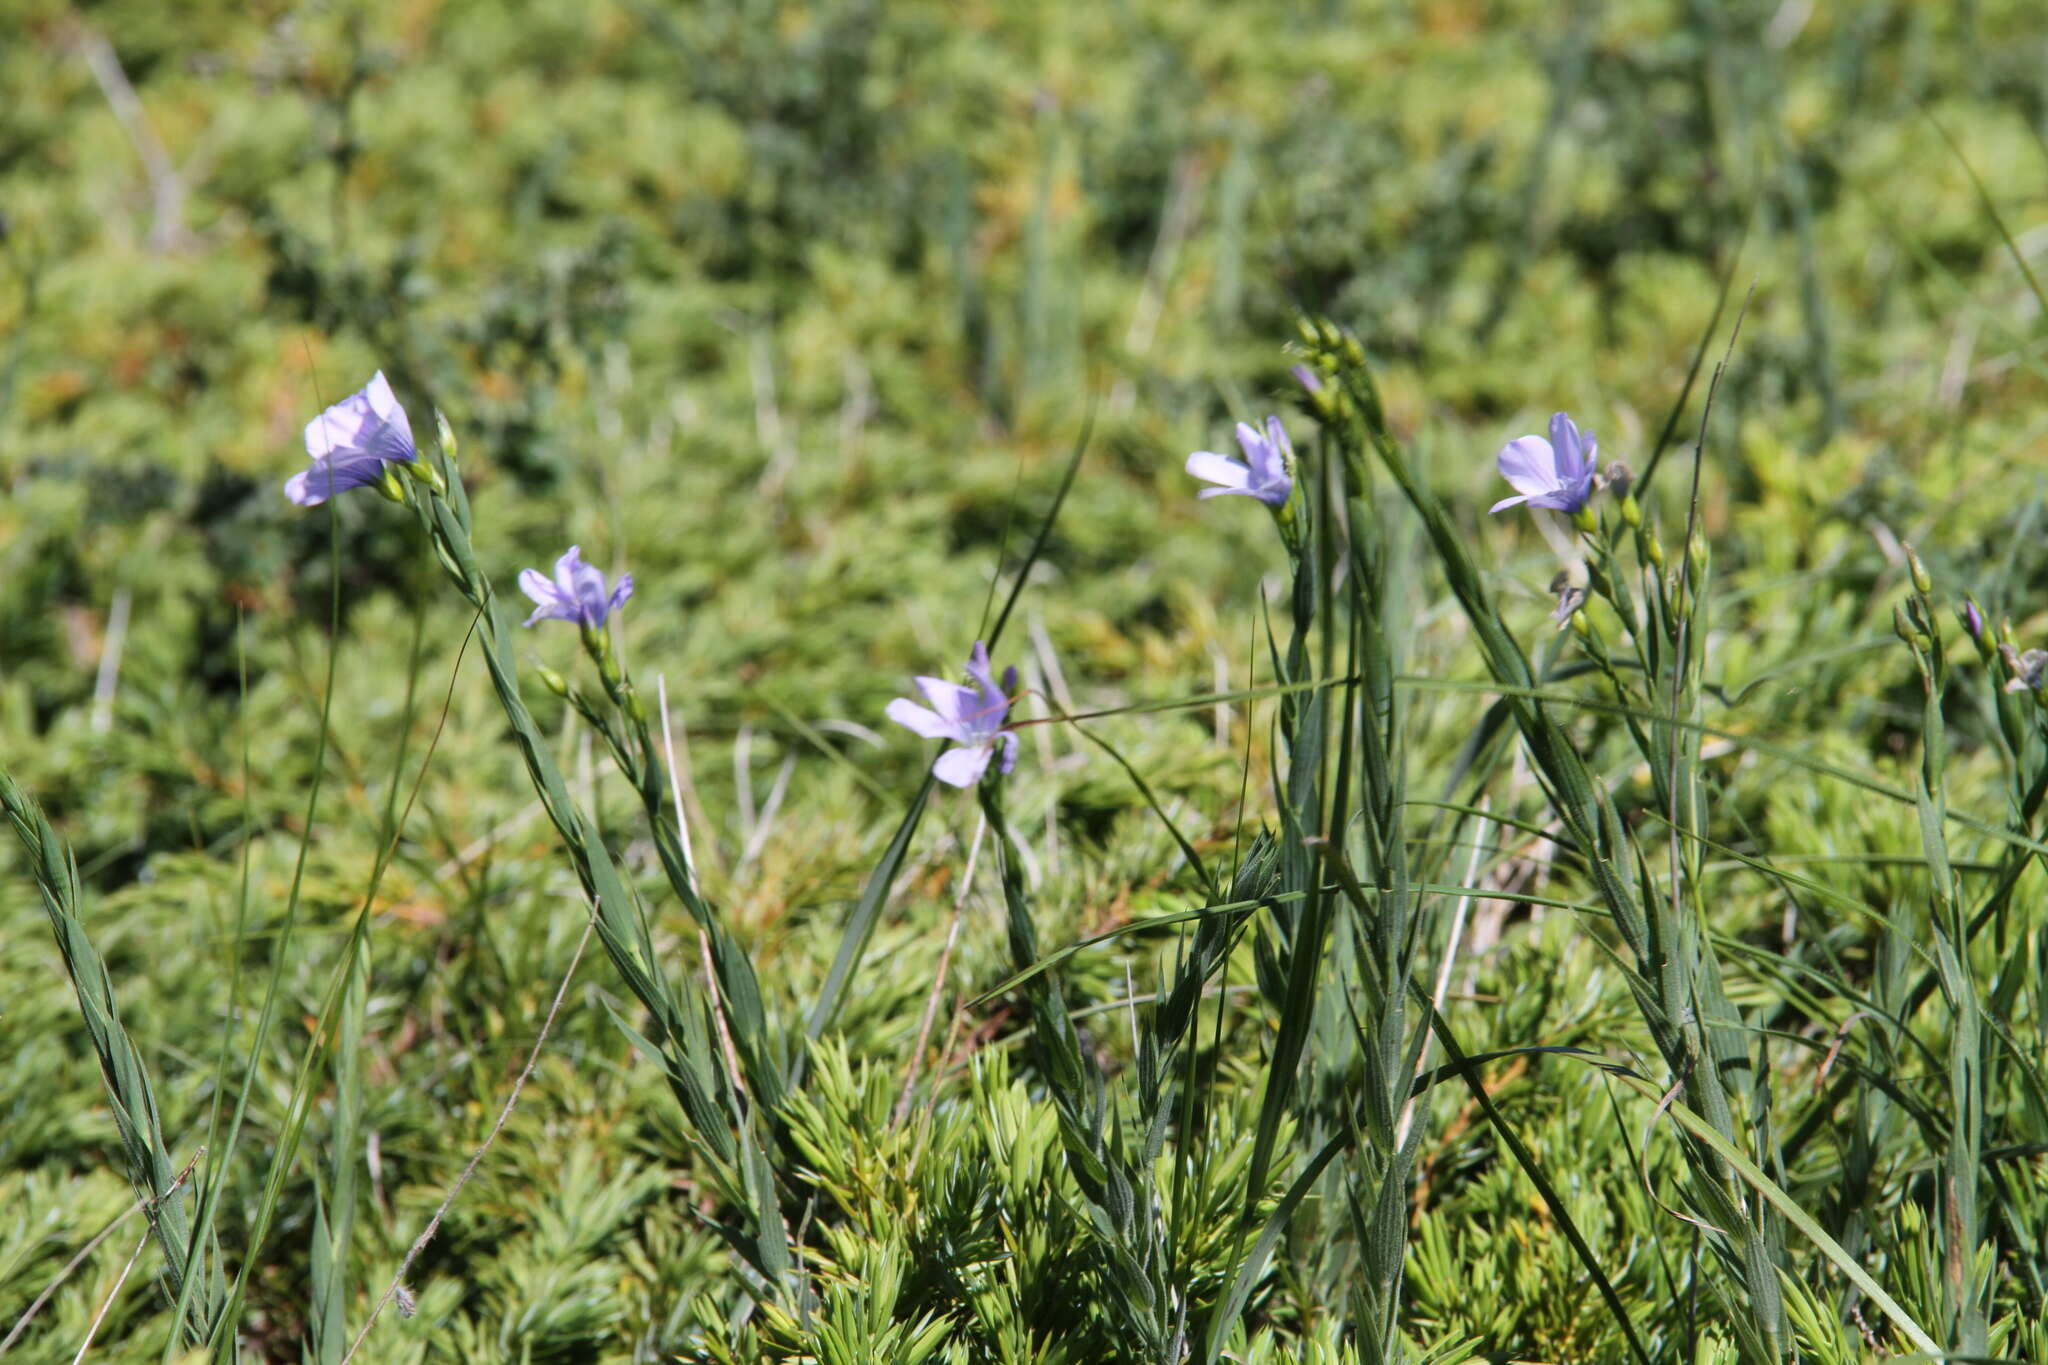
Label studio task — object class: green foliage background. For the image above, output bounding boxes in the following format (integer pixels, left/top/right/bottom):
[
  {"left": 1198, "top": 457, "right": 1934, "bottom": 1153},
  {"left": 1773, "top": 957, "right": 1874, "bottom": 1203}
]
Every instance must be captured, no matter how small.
[{"left": 5, "top": 0, "right": 2048, "bottom": 1360}]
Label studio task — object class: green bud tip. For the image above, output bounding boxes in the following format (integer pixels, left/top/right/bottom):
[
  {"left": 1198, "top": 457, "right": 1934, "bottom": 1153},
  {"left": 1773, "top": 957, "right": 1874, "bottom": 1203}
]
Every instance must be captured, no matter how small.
[
  {"left": 399, "top": 458, "right": 447, "bottom": 497},
  {"left": 434, "top": 409, "right": 458, "bottom": 464},
  {"left": 1905, "top": 545, "right": 1932, "bottom": 596}
]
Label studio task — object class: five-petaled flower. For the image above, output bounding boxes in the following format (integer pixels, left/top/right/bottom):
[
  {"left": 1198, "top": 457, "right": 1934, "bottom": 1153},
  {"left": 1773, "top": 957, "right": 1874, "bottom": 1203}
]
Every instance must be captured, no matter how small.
[
  {"left": 519, "top": 546, "right": 633, "bottom": 629},
  {"left": 287, "top": 371, "right": 418, "bottom": 506},
  {"left": 1186, "top": 416, "right": 1294, "bottom": 508},
  {"left": 885, "top": 641, "right": 1019, "bottom": 788},
  {"left": 1490, "top": 412, "right": 1599, "bottom": 516}
]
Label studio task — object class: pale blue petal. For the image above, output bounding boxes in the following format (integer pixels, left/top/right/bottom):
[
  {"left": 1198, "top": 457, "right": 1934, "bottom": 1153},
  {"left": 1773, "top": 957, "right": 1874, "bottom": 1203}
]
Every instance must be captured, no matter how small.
[
  {"left": 1496, "top": 436, "right": 1559, "bottom": 497},
  {"left": 363, "top": 371, "right": 416, "bottom": 452},
  {"left": 888, "top": 697, "right": 960, "bottom": 741},
  {"left": 915, "top": 676, "right": 973, "bottom": 724},
  {"left": 933, "top": 743, "right": 995, "bottom": 788},
  {"left": 284, "top": 449, "right": 396, "bottom": 506},
  {"left": 1186, "top": 451, "right": 1250, "bottom": 490},
  {"left": 1232, "top": 421, "right": 1268, "bottom": 467},
  {"left": 552, "top": 547, "right": 611, "bottom": 626},
  {"left": 1259, "top": 415, "right": 1292, "bottom": 483}
]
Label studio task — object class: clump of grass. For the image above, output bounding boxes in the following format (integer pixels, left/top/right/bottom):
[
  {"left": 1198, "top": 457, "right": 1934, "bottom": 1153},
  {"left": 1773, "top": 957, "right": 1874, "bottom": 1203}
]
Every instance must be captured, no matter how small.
[{"left": 1, "top": 769, "right": 230, "bottom": 1354}]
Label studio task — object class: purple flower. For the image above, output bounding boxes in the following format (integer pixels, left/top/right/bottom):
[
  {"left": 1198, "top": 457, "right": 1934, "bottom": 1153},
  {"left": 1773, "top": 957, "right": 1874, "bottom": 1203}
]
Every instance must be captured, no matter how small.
[
  {"left": 1290, "top": 364, "right": 1324, "bottom": 395},
  {"left": 1490, "top": 412, "right": 1599, "bottom": 516},
  {"left": 519, "top": 546, "right": 633, "bottom": 628},
  {"left": 885, "top": 641, "right": 1019, "bottom": 788},
  {"left": 286, "top": 371, "right": 417, "bottom": 506},
  {"left": 1960, "top": 599, "right": 1985, "bottom": 642},
  {"left": 1186, "top": 416, "right": 1294, "bottom": 508}
]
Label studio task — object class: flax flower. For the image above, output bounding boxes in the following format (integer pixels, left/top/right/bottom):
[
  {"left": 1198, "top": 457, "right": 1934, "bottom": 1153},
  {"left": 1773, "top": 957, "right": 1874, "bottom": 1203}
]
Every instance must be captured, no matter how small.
[
  {"left": 519, "top": 546, "right": 633, "bottom": 628},
  {"left": 1490, "top": 412, "right": 1598, "bottom": 516},
  {"left": 1186, "top": 416, "right": 1294, "bottom": 508},
  {"left": 885, "top": 641, "right": 1019, "bottom": 787},
  {"left": 286, "top": 371, "right": 417, "bottom": 506}
]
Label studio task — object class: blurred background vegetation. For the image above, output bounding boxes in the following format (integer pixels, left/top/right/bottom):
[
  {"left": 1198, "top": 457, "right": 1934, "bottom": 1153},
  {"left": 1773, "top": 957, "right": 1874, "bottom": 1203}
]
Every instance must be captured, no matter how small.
[{"left": 5, "top": 0, "right": 2048, "bottom": 1360}]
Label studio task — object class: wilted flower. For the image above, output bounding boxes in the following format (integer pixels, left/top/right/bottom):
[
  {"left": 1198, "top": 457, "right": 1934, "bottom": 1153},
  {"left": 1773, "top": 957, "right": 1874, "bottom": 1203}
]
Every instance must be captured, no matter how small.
[
  {"left": 1290, "top": 364, "right": 1324, "bottom": 395},
  {"left": 286, "top": 371, "right": 417, "bottom": 506},
  {"left": 885, "top": 641, "right": 1019, "bottom": 788},
  {"left": 1549, "top": 570, "right": 1587, "bottom": 630},
  {"left": 1490, "top": 412, "right": 1599, "bottom": 516},
  {"left": 519, "top": 546, "right": 633, "bottom": 628},
  {"left": 1186, "top": 416, "right": 1294, "bottom": 508},
  {"left": 2001, "top": 643, "right": 2046, "bottom": 694}
]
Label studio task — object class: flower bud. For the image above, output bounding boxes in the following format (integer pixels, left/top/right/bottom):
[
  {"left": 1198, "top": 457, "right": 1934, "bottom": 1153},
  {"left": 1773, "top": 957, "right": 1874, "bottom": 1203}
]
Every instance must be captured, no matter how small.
[
  {"left": 398, "top": 458, "right": 447, "bottom": 497},
  {"left": 435, "top": 409, "right": 459, "bottom": 466},
  {"left": 375, "top": 465, "right": 409, "bottom": 504},
  {"left": 1958, "top": 599, "right": 1994, "bottom": 661},
  {"left": 534, "top": 663, "right": 570, "bottom": 699},
  {"left": 1959, "top": 598, "right": 1985, "bottom": 642},
  {"left": 1905, "top": 544, "right": 1932, "bottom": 596}
]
